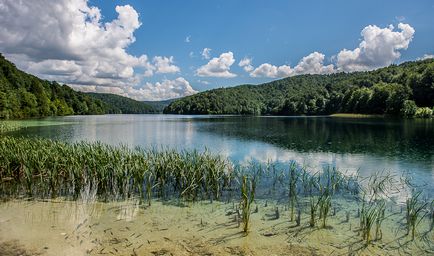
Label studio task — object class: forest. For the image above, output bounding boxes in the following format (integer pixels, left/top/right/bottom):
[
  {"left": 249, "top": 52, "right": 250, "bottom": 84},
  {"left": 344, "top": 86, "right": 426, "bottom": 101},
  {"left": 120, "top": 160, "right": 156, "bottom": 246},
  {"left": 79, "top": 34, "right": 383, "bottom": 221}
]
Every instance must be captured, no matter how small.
[
  {"left": 0, "top": 54, "right": 155, "bottom": 119},
  {"left": 164, "top": 59, "right": 434, "bottom": 117}
]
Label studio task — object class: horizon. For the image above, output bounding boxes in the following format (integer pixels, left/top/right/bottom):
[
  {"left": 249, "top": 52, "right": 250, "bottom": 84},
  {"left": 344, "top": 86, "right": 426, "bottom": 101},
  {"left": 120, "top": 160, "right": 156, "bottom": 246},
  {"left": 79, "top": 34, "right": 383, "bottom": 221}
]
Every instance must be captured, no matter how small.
[{"left": 0, "top": 0, "right": 433, "bottom": 101}]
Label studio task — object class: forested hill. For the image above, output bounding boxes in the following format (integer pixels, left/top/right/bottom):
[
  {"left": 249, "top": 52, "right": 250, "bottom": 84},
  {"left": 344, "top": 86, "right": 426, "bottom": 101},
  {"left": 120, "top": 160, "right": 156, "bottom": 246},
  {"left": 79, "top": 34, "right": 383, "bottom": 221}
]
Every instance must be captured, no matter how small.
[
  {"left": 0, "top": 54, "right": 155, "bottom": 119},
  {"left": 164, "top": 59, "right": 434, "bottom": 117},
  {"left": 86, "top": 93, "right": 157, "bottom": 114}
]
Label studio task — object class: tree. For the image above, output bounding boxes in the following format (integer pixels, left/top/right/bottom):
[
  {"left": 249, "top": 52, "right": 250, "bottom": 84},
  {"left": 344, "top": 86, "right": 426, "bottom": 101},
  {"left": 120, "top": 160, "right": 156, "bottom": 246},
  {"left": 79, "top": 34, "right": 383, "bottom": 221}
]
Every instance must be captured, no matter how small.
[{"left": 400, "top": 100, "right": 417, "bottom": 117}]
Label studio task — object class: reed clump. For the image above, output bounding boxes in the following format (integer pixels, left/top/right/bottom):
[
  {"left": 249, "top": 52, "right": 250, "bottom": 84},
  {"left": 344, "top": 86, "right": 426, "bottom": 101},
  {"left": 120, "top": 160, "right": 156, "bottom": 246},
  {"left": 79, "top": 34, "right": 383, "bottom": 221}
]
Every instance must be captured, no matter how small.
[{"left": 0, "top": 137, "right": 232, "bottom": 203}]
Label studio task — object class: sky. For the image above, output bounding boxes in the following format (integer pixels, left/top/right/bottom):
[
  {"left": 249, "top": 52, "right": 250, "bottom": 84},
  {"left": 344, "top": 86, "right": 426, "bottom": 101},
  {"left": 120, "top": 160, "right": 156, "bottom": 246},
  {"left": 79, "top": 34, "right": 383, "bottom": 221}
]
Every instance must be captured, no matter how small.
[{"left": 0, "top": 0, "right": 433, "bottom": 101}]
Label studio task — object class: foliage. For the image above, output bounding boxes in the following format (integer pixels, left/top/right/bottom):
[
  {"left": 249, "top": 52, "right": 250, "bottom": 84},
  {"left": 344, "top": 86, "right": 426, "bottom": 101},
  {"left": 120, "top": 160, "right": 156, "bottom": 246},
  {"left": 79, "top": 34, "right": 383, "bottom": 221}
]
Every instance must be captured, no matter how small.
[
  {"left": 401, "top": 100, "right": 418, "bottom": 117},
  {"left": 164, "top": 59, "right": 434, "bottom": 116},
  {"left": 0, "top": 54, "right": 155, "bottom": 119},
  {"left": 87, "top": 93, "right": 157, "bottom": 114},
  {"left": 415, "top": 107, "right": 433, "bottom": 118}
]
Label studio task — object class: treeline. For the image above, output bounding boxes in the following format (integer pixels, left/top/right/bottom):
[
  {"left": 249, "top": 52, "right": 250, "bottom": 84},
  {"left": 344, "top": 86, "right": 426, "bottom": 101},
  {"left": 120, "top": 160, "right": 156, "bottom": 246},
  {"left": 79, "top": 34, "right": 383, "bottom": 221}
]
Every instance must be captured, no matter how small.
[
  {"left": 164, "top": 59, "right": 434, "bottom": 117},
  {"left": 0, "top": 54, "right": 155, "bottom": 119},
  {"left": 87, "top": 93, "right": 157, "bottom": 114}
]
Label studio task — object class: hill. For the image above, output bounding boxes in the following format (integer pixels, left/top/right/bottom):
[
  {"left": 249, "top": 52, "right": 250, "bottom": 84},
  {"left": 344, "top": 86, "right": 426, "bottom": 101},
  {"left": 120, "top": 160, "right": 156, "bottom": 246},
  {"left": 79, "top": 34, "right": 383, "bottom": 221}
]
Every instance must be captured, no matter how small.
[
  {"left": 0, "top": 54, "right": 155, "bottom": 119},
  {"left": 87, "top": 93, "right": 157, "bottom": 114},
  {"left": 164, "top": 59, "right": 434, "bottom": 116},
  {"left": 143, "top": 99, "right": 176, "bottom": 113}
]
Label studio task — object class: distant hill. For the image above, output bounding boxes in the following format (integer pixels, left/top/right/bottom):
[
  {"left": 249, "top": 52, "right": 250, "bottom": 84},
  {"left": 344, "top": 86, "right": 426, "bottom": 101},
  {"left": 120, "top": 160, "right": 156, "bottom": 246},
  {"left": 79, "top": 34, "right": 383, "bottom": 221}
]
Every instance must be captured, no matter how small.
[
  {"left": 87, "top": 93, "right": 157, "bottom": 114},
  {"left": 164, "top": 59, "right": 434, "bottom": 116},
  {"left": 0, "top": 54, "right": 155, "bottom": 119},
  {"left": 143, "top": 99, "right": 176, "bottom": 113}
]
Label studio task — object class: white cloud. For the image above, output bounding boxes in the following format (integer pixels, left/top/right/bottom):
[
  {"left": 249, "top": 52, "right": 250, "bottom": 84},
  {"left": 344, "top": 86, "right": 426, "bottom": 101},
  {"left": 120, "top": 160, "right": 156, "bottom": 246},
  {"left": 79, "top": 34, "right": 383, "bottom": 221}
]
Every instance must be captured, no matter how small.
[
  {"left": 336, "top": 23, "right": 415, "bottom": 72},
  {"left": 249, "top": 23, "right": 415, "bottom": 78},
  {"left": 197, "top": 80, "right": 210, "bottom": 85},
  {"left": 196, "top": 52, "right": 237, "bottom": 78},
  {"left": 250, "top": 63, "right": 292, "bottom": 78},
  {"left": 293, "top": 52, "right": 335, "bottom": 75},
  {"left": 70, "top": 77, "right": 197, "bottom": 101},
  {"left": 152, "top": 56, "right": 180, "bottom": 74},
  {"left": 418, "top": 54, "right": 434, "bottom": 60},
  {"left": 238, "top": 57, "right": 254, "bottom": 72},
  {"left": 127, "top": 77, "right": 197, "bottom": 101},
  {"left": 250, "top": 52, "right": 334, "bottom": 78},
  {"left": 0, "top": 0, "right": 189, "bottom": 101},
  {"left": 185, "top": 36, "right": 191, "bottom": 43},
  {"left": 201, "top": 48, "right": 212, "bottom": 59}
]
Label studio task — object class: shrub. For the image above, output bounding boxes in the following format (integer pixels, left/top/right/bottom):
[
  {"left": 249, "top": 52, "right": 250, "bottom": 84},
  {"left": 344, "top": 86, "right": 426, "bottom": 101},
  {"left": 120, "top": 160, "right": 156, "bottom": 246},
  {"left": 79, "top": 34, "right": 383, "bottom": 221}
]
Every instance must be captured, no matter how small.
[
  {"left": 415, "top": 107, "right": 433, "bottom": 118},
  {"left": 400, "top": 100, "right": 417, "bottom": 117}
]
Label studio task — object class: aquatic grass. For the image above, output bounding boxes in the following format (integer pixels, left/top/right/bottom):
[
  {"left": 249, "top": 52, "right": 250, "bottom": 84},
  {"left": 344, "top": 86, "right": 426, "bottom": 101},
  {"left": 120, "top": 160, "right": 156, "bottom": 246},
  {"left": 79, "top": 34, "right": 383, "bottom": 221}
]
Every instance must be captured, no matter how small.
[
  {"left": 288, "top": 162, "right": 299, "bottom": 222},
  {"left": 1, "top": 136, "right": 433, "bottom": 249},
  {"left": 0, "top": 137, "right": 232, "bottom": 202},
  {"left": 240, "top": 174, "right": 256, "bottom": 233},
  {"left": 406, "top": 191, "right": 428, "bottom": 240}
]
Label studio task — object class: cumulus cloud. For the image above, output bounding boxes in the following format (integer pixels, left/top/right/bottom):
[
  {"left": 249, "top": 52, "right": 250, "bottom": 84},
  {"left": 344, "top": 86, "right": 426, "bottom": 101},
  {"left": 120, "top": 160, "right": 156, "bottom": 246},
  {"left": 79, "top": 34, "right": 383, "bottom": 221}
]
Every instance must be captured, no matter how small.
[
  {"left": 238, "top": 57, "right": 254, "bottom": 72},
  {"left": 71, "top": 77, "right": 197, "bottom": 101},
  {"left": 152, "top": 56, "right": 180, "bottom": 74},
  {"left": 185, "top": 36, "right": 191, "bottom": 43},
  {"left": 250, "top": 63, "right": 292, "bottom": 78},
  {"left": 248, "top": 23, "right": 415, "bottom": 78},
  {"left": 196, "top": 52, "right": 237, "bottom": 78},
  {"left": 250, "top": 52, "right": 334, "bottom": 78},
  {"left": 201, "top": 48, "right": 212, "bottom": 59},
  {"left": 292, "top": 52, "right": 335, "bottom": 75},
  {"left": 127, "top": 77, "right": 197, "bottom": 101},
  {"left": 0, "top": 0, "right": 187, "bottom": 100},
  {"left": 418, "top": 54, "right": 434, "bottom": 60},
  {"left": 336, "top": 23, "right": 415, "bottom": 72}
]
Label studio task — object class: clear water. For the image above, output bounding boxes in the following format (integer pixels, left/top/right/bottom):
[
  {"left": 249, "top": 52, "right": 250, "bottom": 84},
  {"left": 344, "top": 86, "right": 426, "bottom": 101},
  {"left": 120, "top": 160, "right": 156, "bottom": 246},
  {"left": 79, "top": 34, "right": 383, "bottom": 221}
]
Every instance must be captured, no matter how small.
[
  {"left": 8, "top": 114, "right": 434, "bottom": 194},
  {"left": 3, "top": 114, "right": 434, "bottom": 255}
]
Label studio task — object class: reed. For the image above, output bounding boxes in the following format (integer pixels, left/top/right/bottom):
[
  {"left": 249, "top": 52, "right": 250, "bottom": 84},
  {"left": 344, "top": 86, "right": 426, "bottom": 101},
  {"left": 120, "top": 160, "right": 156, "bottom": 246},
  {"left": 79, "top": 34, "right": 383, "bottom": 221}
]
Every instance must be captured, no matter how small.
[
  {"left": 288, "top": 162, "right": 298, "bottom": 222},
  {"left": 406, "top": 191, "right": 428, "bottom": 240},
  {"left": 240, "top": 174, "right": 256, "bottom": 233},
  {"left": 0, "top": 137, "right": 232, "bottom": 202}
]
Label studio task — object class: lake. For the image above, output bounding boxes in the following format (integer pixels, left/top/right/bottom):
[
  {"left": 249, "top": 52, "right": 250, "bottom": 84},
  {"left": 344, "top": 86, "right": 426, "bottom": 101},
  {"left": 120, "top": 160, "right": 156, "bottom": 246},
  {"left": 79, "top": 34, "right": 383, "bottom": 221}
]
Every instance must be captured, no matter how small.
[
  {"left": 3, "top": 114, "right": 434, "bottom": 255},
  {"left": 8, "top": 114, "right": 434, "bottom": 195}
]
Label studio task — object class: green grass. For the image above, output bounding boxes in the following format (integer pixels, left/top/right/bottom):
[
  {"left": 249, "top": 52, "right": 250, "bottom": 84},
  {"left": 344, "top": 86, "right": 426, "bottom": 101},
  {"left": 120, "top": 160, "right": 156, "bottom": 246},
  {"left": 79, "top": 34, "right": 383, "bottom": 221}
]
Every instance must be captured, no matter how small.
[{"left": 0, "top": 137, "right": 231, "bottom": 202}]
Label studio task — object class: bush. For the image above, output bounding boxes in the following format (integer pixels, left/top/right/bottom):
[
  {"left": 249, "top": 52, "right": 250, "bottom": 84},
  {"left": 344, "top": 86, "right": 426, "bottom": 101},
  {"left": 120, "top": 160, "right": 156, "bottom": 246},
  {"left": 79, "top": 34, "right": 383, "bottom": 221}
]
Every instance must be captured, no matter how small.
[
  {"left": 400, "top": 100, "right": 418, "bottom": 117},
  {"left": 415, "top": 107, "right": 433, "bottom": 118}
]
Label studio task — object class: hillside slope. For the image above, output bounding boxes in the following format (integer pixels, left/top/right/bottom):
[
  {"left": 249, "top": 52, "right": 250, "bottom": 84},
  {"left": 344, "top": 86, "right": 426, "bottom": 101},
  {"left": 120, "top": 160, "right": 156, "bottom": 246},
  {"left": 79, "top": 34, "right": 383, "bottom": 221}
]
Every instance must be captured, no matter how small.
[
  {"left": 164, "top": 59, "right": 434, "bottom": 116},
  {"left": 87, "top": 93, "right": 157, "bottom": 114},
  {"left": 0, "top": 54, "right": 155, "bottom": 119}
]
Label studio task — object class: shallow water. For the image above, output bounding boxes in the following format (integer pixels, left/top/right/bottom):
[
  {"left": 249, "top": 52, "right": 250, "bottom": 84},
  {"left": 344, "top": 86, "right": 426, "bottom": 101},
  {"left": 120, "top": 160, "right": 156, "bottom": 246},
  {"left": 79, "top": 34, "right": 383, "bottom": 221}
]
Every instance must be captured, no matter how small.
[{"left": 0, "top": 197, "right": 432, "bottom": 256}]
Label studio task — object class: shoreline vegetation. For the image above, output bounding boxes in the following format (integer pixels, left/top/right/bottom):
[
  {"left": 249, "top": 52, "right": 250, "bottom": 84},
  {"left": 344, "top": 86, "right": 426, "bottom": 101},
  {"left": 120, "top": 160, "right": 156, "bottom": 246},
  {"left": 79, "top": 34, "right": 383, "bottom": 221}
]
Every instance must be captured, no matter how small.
[
  {"left": 0, "top": 136, "right": 433, "bottom": 254},
  {"left": 0, "top": 54, "right": 158, "bottom": 119},
  {"left": 163, "top": 59, "right": 434, "bottom": 118},
  {"left": 2, "top": 54, "right": 434, "bottom": 121}
]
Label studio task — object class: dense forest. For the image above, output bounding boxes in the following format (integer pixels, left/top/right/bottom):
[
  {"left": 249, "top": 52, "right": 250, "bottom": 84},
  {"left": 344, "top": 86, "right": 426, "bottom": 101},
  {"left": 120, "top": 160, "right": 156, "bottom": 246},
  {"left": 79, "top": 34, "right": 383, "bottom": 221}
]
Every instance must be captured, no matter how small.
[
  {"left": 87, "top": 93, "right": 157, "bottom": 114},
  {"left": 164, "top": 59, "right": 434, "bottom": 117},
  {"left": 0, "top": 54, "right": 155, "bottom": 119},
  {"left": 143, "top": 99, "right": 175, "bottom": 113}
]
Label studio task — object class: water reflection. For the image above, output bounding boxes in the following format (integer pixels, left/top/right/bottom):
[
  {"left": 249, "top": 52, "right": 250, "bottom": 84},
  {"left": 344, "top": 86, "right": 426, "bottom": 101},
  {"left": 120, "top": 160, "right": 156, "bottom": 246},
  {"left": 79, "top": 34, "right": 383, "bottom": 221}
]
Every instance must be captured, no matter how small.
[{"left": 10, "top": 115, "right": 434, "bottom": 194}]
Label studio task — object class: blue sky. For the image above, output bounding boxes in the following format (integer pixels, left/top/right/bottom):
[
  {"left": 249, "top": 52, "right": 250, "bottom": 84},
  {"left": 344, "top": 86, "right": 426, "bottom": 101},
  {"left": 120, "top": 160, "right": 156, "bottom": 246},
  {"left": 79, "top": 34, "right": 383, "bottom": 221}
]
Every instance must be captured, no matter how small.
[{"left": 0, "top": 0, "right": 433, "bottom": 100}]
